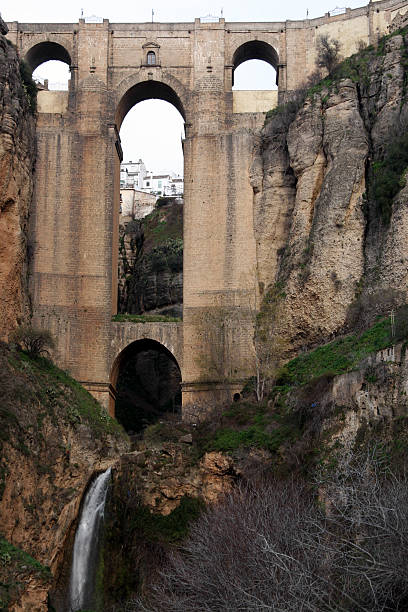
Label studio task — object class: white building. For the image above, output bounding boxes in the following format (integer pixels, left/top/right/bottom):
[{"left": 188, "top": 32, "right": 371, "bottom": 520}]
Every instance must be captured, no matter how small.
[
  {"left": 120, "top": 159, "right": 147, "bottom": 190},
  {"left": 142, "top": 172, "right": 184, "bottom": 197},
  {"left": 120, "top": 159, "right": 184, "bottom": 198}
]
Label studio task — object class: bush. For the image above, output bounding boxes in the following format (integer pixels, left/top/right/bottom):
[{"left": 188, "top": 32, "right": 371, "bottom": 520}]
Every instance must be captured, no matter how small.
[
  {"left": 11, "top": 326, "right": 55, "bottom": 357},
  {"left": 132, "top": 451, "right": 408, "bottom": 612},
  {"left": 368, "top": 130, "right": 408, "bottom": 224},
  {"left": 19, "top": 60, "right": 37, "bottom": 114},
  {"left": 316, "top": 34, "right": 342, "bottom": 74}
]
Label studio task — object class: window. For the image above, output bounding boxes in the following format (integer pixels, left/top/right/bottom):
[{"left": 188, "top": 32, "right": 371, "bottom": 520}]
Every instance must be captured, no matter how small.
[
  {"left": 146, "top": 181, "right": 150, "bottom": 187},
  {"left": 158, "top": 180, "right": 162, "bottom": 188},
  {"left": 147, "top": 51, "right": 156, "bottom": 65}
]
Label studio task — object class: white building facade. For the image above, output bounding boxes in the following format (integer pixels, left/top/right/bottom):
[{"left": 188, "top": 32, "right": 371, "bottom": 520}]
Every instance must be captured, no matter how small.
[{"left": 120, "top": 159, "right": 183, "bottom": 198}]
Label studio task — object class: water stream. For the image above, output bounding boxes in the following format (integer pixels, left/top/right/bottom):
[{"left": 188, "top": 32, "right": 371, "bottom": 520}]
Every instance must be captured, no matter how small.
[{"left": 69, "top": 467, "right": 111, "bottom": 611}]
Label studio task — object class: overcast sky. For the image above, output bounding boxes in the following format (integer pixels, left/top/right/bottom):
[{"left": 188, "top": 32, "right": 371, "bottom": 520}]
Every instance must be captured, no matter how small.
[{"left": 3, "top": 0, "right": 368, "bottom": 175}]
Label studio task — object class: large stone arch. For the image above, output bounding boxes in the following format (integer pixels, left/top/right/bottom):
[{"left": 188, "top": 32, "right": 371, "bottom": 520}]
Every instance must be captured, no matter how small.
[
  {"left": 114, "top": 71, "right": 191, "bottom": 128},
  {"left": 110, "top": 336, "right": 182, "bottom": 428},
  {"left": 23, "top": 37, "right": 72, "bottom": 73},
  {"left": 230, "top": 40, "right": 279, "bottom": 88}
]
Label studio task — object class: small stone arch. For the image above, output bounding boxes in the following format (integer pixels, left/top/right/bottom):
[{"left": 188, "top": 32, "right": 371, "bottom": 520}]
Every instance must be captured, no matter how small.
[
  {"left": 23, "top": 39, "right": 72, "bottom": 73},
  {"left": 231, "top": 40, "right": 279, "bottom": 87},
  {"left": 114, "top": 71, "right": 190, "bottom": 129},
  {"left": 110, "top": 338, "right": 182, "bottom": 431}
]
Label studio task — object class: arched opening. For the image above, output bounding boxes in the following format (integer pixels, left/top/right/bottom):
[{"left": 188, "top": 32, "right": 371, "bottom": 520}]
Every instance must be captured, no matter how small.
[
  {"left": 147, "top": 51, "right": 156, "bottom": 65},
  {"left": 25, "top": 42, "right": 71, "bottom": 90},
  {"left": 232, "top": 41, "right": 278, "bottom": 90},
  {"left": 115, "top": 81, "right": 185, "bottom": 318},
  {"left": 111, "top": 339, "right": 182, "bottom": 433}
]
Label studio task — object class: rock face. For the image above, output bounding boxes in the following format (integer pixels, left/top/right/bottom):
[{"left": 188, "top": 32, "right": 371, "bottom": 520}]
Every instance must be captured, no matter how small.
[
  {"left": 253, "top": 33, "right": 408, "bottom": 353},
  {"left": 0, "top": 34, "right": 36, "bottom": 340},
  {"left": 118, "top": 199, "right": 183, "bottom": 317},
  {"left": 101, "top": 437, "right": 236, "bottom": 609},
  {"left": 0, "top": 344, "right": 129, "bottom": 610}
]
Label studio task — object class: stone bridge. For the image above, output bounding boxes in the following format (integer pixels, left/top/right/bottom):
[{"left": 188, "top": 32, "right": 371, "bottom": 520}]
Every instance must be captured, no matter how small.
[{"left": 6, "top": 0, "right": 405, "bottom": 417}]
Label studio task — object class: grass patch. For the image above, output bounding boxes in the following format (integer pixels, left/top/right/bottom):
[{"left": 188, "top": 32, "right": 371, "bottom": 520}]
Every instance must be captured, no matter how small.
[
  {"left": 280, "top": 315, "right": 400, "bottom": 388},
  {"left": 199, "top": 311, "right": 408, "bottom": 462},
  {"left": 5, "top": 348, "right": 126, "bottom": 439},
  {"left": 197, "top": 400, "right": 301, "bottom": 458},
  {"left": 112, "top": 313, "right": 181, "bottom": 323},
  {"left": 0, "top": 537, "right": 50, "bottom": 578}
]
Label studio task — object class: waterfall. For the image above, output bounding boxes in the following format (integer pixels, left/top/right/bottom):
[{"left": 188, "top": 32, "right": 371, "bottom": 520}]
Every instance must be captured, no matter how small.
[{"left": 69, "top": 468, "right": 111, "bottom": 611}]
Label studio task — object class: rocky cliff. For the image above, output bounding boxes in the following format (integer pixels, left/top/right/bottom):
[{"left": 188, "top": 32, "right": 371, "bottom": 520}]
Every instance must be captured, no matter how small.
[
  {"left": 0, "top": 343, "right": 129, "bottom": 610},
  {"left": 252, "top": 30, "right": 408, "bottom": 355},
  {"left": 118, "top": 198, "right": 183, "bottom": 317},
  {"left": 0, "top": 28, "right": 36, "bottom": 340}
]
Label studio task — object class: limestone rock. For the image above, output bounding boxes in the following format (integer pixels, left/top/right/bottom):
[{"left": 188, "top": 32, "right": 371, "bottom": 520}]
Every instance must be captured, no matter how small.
[
  {"left": 0, "top": 33, "right": 35, "bottom": 341},
  {"left": 115, "top": 443, "right": 235, "bottom": 516},
  {"left": 254, "top": 36, "right": 408, "bottom": 353}
]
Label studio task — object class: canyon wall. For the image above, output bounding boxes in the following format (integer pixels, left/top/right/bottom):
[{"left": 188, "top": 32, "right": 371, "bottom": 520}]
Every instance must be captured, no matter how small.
[
  {"left": 0, "top": 24, "right": 35, "bottom": 340},
  {"left": 118, "top": 198, "right": 183, "bottom": 317},
  {"left": 0, "top": 343, "right": 129, "bottom": 610},
  {"left": 252, "top": 31, "right": 408, "bottom": 354}
]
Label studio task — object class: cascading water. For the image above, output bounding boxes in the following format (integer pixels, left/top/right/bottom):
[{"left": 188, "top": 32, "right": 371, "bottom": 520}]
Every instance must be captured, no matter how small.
[{"left": 69, "top": 467, "right": 111, "bottom": 611}]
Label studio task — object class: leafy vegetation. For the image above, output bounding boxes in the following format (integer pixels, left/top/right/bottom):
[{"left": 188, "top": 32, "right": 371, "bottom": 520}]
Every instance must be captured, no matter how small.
[
  {"left": 0, "top": 343, "right": 125, "bottom": 441},
  {"left": 148, "top": 238, "right": 183, "bottom": 273},
  {"left": 129, "top": 496, "right": 204, "bottom": 544},
  {"left": 118, "top": 197, "right": 183, "bottom": 315},
  {"left": 19, "top": 59, "right": 37, "bottom": 113},
  {"left": 198, "top": 309, "right": 408, "bottom": 462},
  {"left": 0, "top": 537, "right": 50, "bottom": 577},
  {"left": 316, "top": 34, "right": 341, "bottom": 74},
  {"left": 281, "top": 312, "right": 405, "bottom": 388},
  {"left": 112, "top": 313, "right": 181, "bottom": 323},
  {"left": 0, "top": 537, "right": 50, "bottom": 610},
  {"left": 367, "top": 131, "right": 408, "bottom": 223},
  {"left": 103, "top": 463, "right": 204, "bottom": 606}
]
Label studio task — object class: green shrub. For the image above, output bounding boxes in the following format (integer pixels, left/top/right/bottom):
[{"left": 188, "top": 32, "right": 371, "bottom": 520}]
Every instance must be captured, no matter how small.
[
  {"left": 112, "top": 313, "right": 181, "bottom": 323},
  {"left": 0, "top": 537, "right": 50, "bottom": 577},
  {"left": 19, "top": 60, "right": 37, "bottom": 113},
  {"left": 130, "top": 496, "right": 204, "bottom": 543},
  {"left": 368, "top": 131, "right": 408, "bottom": 224}
]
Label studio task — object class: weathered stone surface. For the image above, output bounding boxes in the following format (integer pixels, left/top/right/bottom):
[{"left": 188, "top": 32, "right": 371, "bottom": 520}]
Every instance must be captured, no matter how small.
[
  {"left": 0, "top": 345, "right": 129, "bottom": 611},
  {"left": 254, "top": 35, "right": 408, "bottom": 353},
  {"left": 117, "top": 443, "right": 235, "bottom": 516},
  {"left": 0, "top": 34, "right": 35, "bottom": 341}
]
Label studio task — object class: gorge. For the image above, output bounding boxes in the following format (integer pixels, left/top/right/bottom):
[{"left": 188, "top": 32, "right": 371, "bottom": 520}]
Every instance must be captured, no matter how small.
[{"left": 2, "top": 2, "right": 408, "bottom": 610}]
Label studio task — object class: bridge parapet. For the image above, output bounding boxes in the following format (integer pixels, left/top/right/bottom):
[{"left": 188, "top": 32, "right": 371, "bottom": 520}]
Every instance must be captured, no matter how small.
[{"left": 232, "top": 90, "right": 278, "bottom": 114}]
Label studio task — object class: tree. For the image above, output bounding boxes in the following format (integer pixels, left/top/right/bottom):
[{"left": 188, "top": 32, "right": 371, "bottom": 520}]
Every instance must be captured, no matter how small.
[
  {"left": 11, "top": 326, "right": 54, "bottom": 356},
  {"left": 252, "top": 283, "right": 289, "bottom": 402},
  {"left": 316, "top": 34, "right": 342, "bottom": 74}
]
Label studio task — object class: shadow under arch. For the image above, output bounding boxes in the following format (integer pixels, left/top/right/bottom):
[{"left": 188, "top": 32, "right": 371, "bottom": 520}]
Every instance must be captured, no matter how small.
[
  {"left": 232, "top": 40, "right": 279, "bottom": 87},
  {"left": 24, "top": 41, "right": 71, "bottom": 73},
  {"left": 111, "top": 339, "right": 182, "bottom": 433},
  {"left": 114, "top": 73, "right": 188, "bottom": 129}
]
